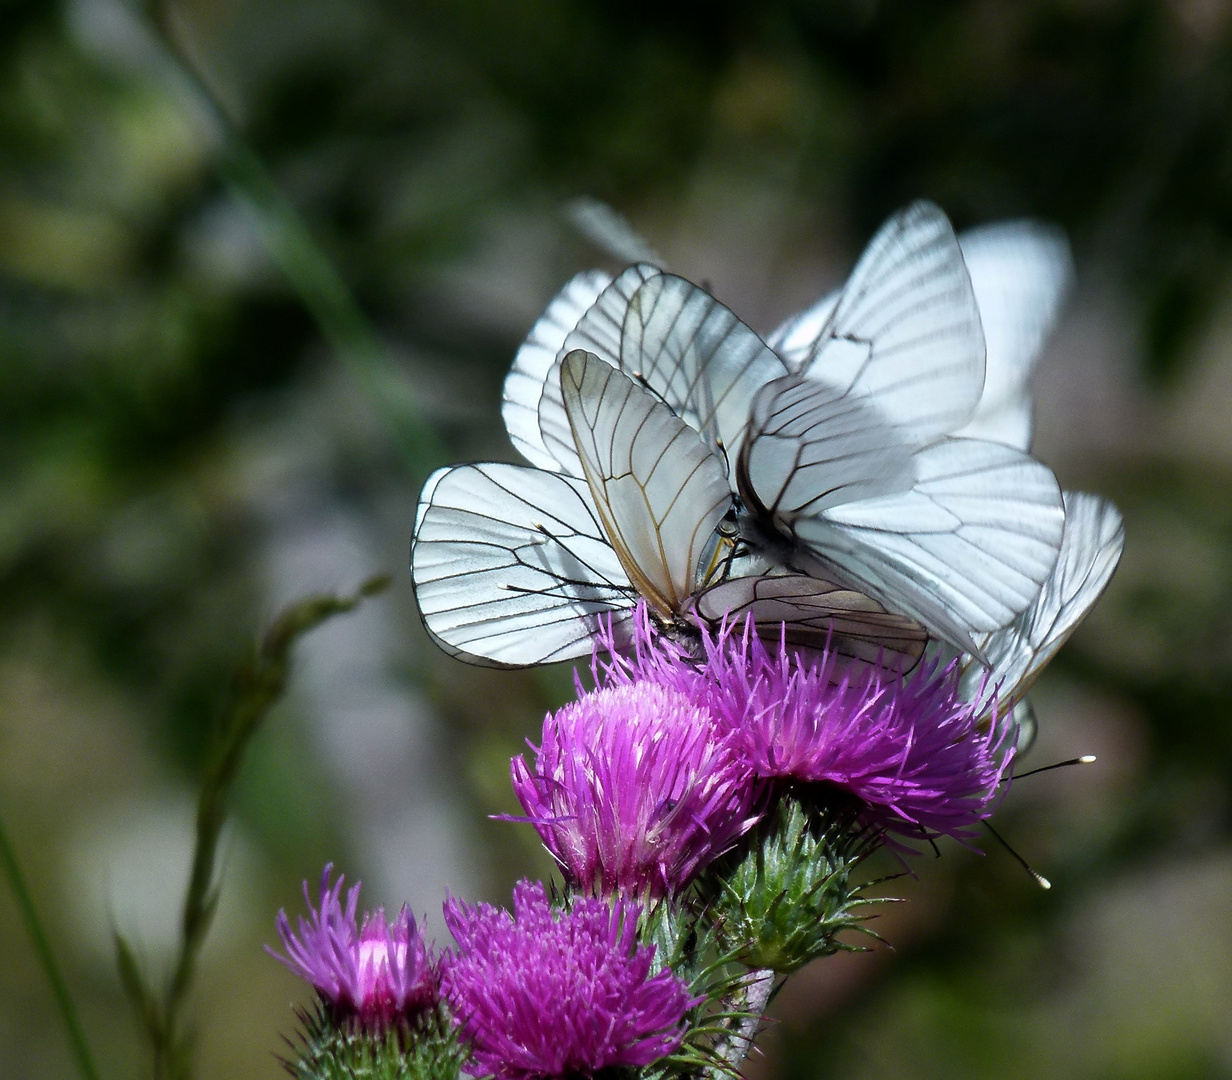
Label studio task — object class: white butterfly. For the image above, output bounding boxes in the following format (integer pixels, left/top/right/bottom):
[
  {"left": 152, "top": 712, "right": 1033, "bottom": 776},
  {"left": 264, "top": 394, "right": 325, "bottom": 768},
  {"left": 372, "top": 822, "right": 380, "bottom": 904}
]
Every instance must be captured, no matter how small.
[
  {"left": 715, "top": 214, "right": 1115, "bottom": 734},
  {"left": 775, "top": 218, "right": 1122, "bottom": 741},
  {"left": 414, "top": 203, "right": 1076, "bottom": 668}
]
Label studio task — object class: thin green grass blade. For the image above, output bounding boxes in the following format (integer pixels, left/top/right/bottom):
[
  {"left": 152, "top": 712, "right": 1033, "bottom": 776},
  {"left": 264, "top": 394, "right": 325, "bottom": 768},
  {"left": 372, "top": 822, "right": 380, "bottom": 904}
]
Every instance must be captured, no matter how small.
[{"left": 0, "top": 806, "right": 104, "bottom": 1080}]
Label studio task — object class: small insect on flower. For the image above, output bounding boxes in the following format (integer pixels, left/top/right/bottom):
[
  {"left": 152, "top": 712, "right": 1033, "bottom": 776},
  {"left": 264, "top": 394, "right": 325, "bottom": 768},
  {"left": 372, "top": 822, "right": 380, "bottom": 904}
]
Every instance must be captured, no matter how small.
[
  {"left": 441, "top": 880, "right": 700, "bottom": 1080},
  {"left": 268, "top": 865, "right": 437, "bottom": 1029}
]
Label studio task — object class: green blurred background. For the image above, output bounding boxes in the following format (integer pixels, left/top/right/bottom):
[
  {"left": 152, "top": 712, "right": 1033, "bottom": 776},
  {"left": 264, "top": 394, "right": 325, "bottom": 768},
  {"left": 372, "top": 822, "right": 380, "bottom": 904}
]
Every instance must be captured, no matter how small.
[{"left": 2, "top": 0, "right": 1231, "bottom": 1077}]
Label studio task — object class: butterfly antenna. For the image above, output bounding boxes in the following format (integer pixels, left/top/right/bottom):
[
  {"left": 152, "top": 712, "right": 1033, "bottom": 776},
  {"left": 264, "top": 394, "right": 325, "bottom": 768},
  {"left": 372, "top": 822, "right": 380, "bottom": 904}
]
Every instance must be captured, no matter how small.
[
  {"left": 984, "top": 821, "right": 1051, "bottom": 890},
  {"left": 1003, "top": 755, "right": 1097, "bottom": 783}
]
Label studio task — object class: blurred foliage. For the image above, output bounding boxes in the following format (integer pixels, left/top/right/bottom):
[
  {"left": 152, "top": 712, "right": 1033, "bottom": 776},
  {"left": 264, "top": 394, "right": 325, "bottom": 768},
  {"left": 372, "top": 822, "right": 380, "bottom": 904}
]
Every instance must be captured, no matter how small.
[{"left": 2, "top": 0, "right": 1232, "bottom": 1078}]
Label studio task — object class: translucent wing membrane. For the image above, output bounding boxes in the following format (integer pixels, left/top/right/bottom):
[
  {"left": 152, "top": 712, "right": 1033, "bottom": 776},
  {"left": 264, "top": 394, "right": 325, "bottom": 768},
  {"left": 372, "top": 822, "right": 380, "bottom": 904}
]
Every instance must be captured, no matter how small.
[
  {"left": 692, "top": 573, "right": 928, "bottom": 671},
  {"left": 503, "top": 269, "right": 613, "bottom": 472},
  {"left": 738, "top": 374, "right": 916, "bottom": 520},
  {"left": 540, "top": 267, "right": 789, "bottom": 478},
  {"left": 795, "top": 439, "right": 1066, "bottom": 653},
  {"left": 954, "top": 222, "right": 1073, "bottom": 450},
  {"left": 565, "top": 197, "right": 665, "bottom": 266},
  {"left": 961, "top": 491, "right": 1124, "bottom": 713},
  {"left": 617, "top": 273, "right": 789, "bottom": 464},
  {"left": 767, "top": 290, "right": 839, "bottom": 365},
  {"left": 563, "top": 263, "right": 663, "bottom": 368},
  {"left": 538, "top": 264, "right": 661, "bottom": 475},
  {"left": 791, "top": 202, "right": 987, "bottom": 444},
  {"left": 560, "top": 350, "right": 732, "bottom": 620},
  {"left": 412, "top": 463, "right": 635, "bottom": 666}
]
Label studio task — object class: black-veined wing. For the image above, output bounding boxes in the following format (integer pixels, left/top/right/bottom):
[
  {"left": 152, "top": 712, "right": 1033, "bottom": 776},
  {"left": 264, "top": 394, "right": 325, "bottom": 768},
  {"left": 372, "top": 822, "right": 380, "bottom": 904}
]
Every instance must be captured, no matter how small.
[
  {"left": 767, "top": 288, "right": 839, "bottom": 365},
  {"left": 790, "top": 201, "right": 987, "bottom": 445},
  {"left": 737, "top": 373, "right": 916, "bottom": 521},
  {"left": 960, "top": 491, "right": 1124, "bottom": 715},
  {"left": 614, "top": 273, "right": 790, "bottom": 466},
  {"left": 560, "top": 349, "right": 733, "bottom": 622},
  {"left": 412, "top": 463, "right": 636, "bottom": 666},
  {"left": 953, "top": 222, "right": 1073, "bottom": 451},
  {"left": 790, "top": 438, "right": 1066, "bottom": 655},
  {"left": 537, "top": 263, "right": 662, "bottom": 475},
  {"left": 503, "top": 269, "right": 612, "bottom": 473},
  {"left": 540, "top": 268, "right": 790, "bottom": 479},
  {"left": 692, "top": 573, "right": 928, "bottom": 672},
  {"left": 770, "top": 216, "right": 1072, "bottom": 452}
]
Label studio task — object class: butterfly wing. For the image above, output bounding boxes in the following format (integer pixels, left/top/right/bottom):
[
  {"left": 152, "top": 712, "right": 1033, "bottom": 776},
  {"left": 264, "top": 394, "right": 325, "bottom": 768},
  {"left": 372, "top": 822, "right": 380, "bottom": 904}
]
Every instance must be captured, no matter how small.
[
  {"left": 744, "top": 209, "right": 1065, "bottom": 653},
  {"left": 566, "top": 197, "right": 665, "bottom": 266},
  {"left": 539, "top": 268, "right": 790, "bottom": 479},
  {"left": 615, "top": 273, "right": 790, "bottom": 465},
  {"left": 503, "top": 269, "right": 613, "bottom": 472},
  {"left": 960, "top": 491, "right": 1124, "bottom": 713},
  {"left": 560, "top": 349, "right": 733, "bottom": 620},
  {"left": 767, "top": 289, "right": 839, "bottom": 366},
  {"left": 536, "top": 264, "right": 663, "bottom": 475},
  {"left": 692, "top": 573, "right": 928, "bottom": 671},
  {"left": 411, "top": 463, "right": 635, "bottom": 666},
  {"left": 792, "top": 438, "right": 1066, "bottom": 654},
  {"left": 953, "top": 221, "right": 1073, "bottom": 451},
  {"left": 738, "top": 373, "right": 916, "bottom": 520},
  {"left": 794, "top": 201, "right": 987, "bottom": 445}
]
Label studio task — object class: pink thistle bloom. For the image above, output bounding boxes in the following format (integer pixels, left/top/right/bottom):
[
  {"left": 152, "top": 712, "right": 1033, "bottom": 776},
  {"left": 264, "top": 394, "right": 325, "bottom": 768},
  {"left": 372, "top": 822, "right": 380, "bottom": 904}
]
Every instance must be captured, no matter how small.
[
  {"left": 441, "top": 880, "right": 699, "bottom": 1080},
  {"left": 510, "top": 670, "right": 762, "bottom": 898},
  {"left": 593, "top": 607, "right": 1014, "bottom": 846},
  {"left": 269, "top": 865, "right": 436, "bottom": 1027}
]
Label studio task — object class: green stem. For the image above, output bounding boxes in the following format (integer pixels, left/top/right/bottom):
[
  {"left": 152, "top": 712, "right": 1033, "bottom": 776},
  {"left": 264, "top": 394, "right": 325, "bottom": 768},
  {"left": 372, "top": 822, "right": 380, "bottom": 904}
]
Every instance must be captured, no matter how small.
[
  {"left": 717, "top": 967, "right": 775, "bottom": 1068},
  {"left": 0, "top": 807, "right": 103, "bottom": 1080},
  {"left": 112, "top": 576, "right": 391, "bottom": 1080},
  {"left": 167, "top": 576, "right": 389, "bottom": 1016}
]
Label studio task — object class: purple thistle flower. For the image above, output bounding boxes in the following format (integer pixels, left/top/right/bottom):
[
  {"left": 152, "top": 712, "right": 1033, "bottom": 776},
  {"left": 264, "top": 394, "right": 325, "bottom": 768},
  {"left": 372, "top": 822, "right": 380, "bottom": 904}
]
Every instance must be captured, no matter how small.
[
  {"left": 701, "top": 620, "right": 1014, "bottom": 844},
  {"left": 510, "top": 670, "right": 762, "bottom": 898},
  {"left": 269, "top": 865, "right": 436, "bottom": 1028},
  {"left": 592, "top": 607, "right": 1014, "bottom": 846},
  {"left": 441, "top": 880, "right": 699, "bottom": 1080}
]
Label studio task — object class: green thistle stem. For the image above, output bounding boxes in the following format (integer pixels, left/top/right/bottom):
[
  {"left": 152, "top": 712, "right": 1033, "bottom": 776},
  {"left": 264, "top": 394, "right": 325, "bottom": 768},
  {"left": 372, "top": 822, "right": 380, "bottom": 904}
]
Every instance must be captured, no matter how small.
[
  {"left": 0, "top": 806, "right": 103, "bottom": 1080},
  {"left": 116, "top": 576, "right": 391, "bottom": 1080},
  {"left": 717, "top": 967, "right": 775, "bottom": 1068}
]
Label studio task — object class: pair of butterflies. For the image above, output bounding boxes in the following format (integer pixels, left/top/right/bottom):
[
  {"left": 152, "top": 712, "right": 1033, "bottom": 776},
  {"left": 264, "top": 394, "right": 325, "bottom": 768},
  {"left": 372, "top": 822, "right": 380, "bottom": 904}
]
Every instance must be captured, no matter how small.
[{"left": 412, "top": 201, "right": 1124, "bottom": 720}]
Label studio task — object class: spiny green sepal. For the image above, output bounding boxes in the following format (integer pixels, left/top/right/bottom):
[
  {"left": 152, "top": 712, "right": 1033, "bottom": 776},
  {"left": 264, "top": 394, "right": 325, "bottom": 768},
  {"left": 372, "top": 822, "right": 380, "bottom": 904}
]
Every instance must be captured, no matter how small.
[
  {"left": 701, "top": 787, "right": 886, "bottom": 973},
  {"left": 284, "top": 1001, "right": 466, "bottom": 1080}
]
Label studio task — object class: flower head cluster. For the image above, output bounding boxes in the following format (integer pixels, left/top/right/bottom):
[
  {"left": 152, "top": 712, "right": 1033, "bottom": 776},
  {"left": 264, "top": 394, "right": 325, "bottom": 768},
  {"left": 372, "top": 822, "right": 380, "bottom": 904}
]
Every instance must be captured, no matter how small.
[
  {"left": 441, "top": 880, "right": 699, "bottom": 1080},
  {"left": 590, "top": 609, "right": 1013, "bottom": 846},
  {"left": 511, "top": 666, "right": 761, "bottom": 898},
  {"left": 270, "top": 865, "right": 436, "bottom": 1028}
]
